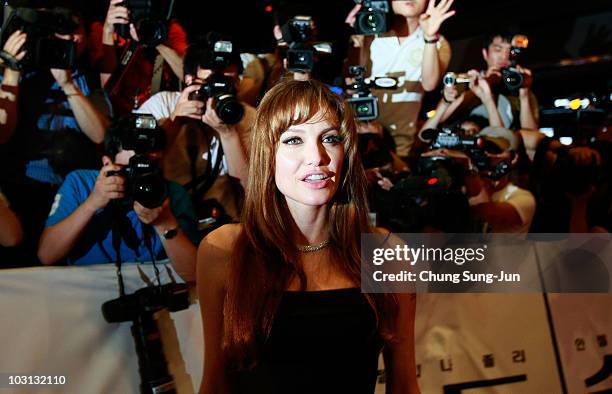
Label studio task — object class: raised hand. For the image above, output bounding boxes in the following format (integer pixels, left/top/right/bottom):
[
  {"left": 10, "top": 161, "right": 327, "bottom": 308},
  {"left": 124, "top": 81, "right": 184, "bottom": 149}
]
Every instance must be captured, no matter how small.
[
  {"left": 2, "top": 30, "right": 27, "bottom": 62},
  {"left": 171, "top": 84, "right": 204, "bottom": 121},
  {"left": 419, "top": 0, "right": 456, "bottom": 38},
  {"left": 344, "top": 4, "right": 362, "bottom": 28},
  {"left": 104, "top": 0, "right": 129, "bottom": 33},
  {"left": 202, "top": 97, "right": 236, "bottom": 135},
  {"left": 86, "top": 159, "right": 125, "bottom": 210},
  {"left": 468, "top": 70, "right": 494, "bottom": 102}
]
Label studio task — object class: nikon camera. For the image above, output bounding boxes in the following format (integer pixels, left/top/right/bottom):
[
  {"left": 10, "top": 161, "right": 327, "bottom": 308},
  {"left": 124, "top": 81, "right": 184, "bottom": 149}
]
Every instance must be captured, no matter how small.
[
  {"left": 106, "top": 114, "right": 168, "bottom": 209},
  {"left": 188, "top": 40, "right": 244, "bottom": 125},
  {"left": 353, "top": 0, "right": 389, "bottom": 35},
  {"left": 0, "top": 6, "right": 78, "bottom": 70}
]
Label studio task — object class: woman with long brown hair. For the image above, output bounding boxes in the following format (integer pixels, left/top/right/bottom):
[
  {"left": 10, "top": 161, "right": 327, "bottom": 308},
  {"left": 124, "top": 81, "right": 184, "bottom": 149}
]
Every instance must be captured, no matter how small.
[{"left": 197, "top": 79, "right": 419, "bottom": 393}]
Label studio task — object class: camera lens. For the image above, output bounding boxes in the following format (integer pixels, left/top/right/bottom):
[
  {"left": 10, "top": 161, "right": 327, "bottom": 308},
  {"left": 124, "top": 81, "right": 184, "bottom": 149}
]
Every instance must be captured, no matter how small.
[
  {"left": 502, "top": 68, "right": 524, "bottom": 91},
  {"left": 215, "top": 95, "right": 245, "bottom": 125},
  {"left": 132, "top": 173, "right": 167, "bottom": 209},
  {"left": 358, "top": 11, "right": 384, "bottom": 33},
  {"left": 357, "top": 104, "right": 371, "bottom": 114}
]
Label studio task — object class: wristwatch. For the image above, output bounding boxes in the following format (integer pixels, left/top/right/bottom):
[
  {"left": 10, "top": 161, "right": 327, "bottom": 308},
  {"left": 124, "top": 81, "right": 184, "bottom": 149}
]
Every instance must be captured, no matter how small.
[{"left": 162, "top": 227, "right": 179, "bottom": 240}]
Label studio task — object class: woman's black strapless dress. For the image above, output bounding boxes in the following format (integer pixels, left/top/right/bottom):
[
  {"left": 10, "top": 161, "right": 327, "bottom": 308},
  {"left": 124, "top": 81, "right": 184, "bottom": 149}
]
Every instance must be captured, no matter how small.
[{"left": 233, "top": 288, "right": 383, "bottom": 394}]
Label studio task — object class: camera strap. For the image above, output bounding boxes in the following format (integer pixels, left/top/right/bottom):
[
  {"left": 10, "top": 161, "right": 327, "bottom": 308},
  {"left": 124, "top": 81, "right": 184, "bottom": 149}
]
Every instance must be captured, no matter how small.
[
  {"left": 104, "top": 40, "right": 140, "bottom": 99},
  {"left": 183, "top": 140, "right": 224, "bottom": 201},
  {"left": 0, "top": 50, "right": 21, "bottom": 71},
  {"left": 150, "top": 54, "right": 164, "bottom": 96}
]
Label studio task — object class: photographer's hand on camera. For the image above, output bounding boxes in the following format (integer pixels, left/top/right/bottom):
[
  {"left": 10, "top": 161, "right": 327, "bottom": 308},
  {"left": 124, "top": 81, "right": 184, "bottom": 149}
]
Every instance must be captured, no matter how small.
[
  {"left": 202, "top": 97, "right": 236, "bottom": 136},
  {"left": 515, "top": 65, "right": 533, "bottom": 95},
  {"left": 514, "top": 64, "right": 539, "bottom": 129},
  {"left": 1, "top": 30, "right": 27, "bottom": 82},
  {"left": 102, "top": 0, "right": 129, "bottom": 44},
  {"left": 85, "top": 162, "right": 126, "bottom": 211},
  {"left": 468, "top": 71, "right": 504, "bottom": 127},
  {"left": 170, "top": 84, "right": 204, "bottom": 121},
  {"left": 0, "top": 30, "right": 27, "bottom": 143}
]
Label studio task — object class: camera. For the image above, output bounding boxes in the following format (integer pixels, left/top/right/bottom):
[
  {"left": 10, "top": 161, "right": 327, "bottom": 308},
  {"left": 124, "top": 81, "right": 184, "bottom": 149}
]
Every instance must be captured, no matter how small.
[
  {"left": 0, "top": 7, "right": 78, "bottom": 70},
  {"left": 280, "top": 16, "right": 333, "bottom": 73},
  {"left": 188, "top": 74, "right": 244, "bottom": 125},
  {"left": 281, "top": 15, "right": 313, "bottom": 44},
  {"left": 346, "top": 65, "right": 378, "bottom": 121},
  {"left": 420, "top": 126, "right": 502, "bottom": 172},
  {"left": 187, "top": 40, "right": 244, "bottom": 125},
  {"left": 500, "top": 35, "right": 529, "bottom": 93},
  {"left": 354, "top": 0, "right": 389, "bottom": 35},
  {"left": 442, "top": 72, "right": 471, "bottom": 88},
  {"left": 115, "top": 0, "right": 174, "bottom": 48},
  {"left": 106, "top": 114, "right": 168, "bottom": 209},
  {"left": 107, "top": 154, "right": 168, "bottom": 209},
  {"left": 282, "top": 16, "right": 315, "bottom": 72},
  {"left": 102, "top": 282, "right": 189, "bottom": 394}
]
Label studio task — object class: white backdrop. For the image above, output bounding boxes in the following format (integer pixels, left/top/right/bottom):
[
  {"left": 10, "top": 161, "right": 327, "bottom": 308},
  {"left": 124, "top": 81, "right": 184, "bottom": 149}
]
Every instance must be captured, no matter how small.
[{"left": 0, "top": 264, "right": 610, "bottom": 393}]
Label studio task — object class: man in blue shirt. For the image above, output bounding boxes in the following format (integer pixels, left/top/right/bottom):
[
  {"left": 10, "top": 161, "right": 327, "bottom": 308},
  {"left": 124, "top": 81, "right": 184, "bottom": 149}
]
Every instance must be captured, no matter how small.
[
  {"left": 0, "top": 7, "right": 109, "bottom": 266},
  {"left": 38, "top": 116, "right": 198, "bottom": 283}
]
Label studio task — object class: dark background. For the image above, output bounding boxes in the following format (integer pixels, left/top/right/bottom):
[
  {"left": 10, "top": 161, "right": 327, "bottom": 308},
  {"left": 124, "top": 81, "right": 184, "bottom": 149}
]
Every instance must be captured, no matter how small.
[{"left": 62, "top": 0, "right": 612, "bottom": 110}]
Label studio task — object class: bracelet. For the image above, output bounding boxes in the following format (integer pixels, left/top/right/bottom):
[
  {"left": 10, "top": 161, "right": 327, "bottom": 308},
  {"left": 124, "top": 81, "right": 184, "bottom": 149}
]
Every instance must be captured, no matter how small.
[
  {"left": 0, "top": 50, "right": 22, "bottom": 71},
  {"left": 424, "top": 34, "right": 440, "bottom": 44}
]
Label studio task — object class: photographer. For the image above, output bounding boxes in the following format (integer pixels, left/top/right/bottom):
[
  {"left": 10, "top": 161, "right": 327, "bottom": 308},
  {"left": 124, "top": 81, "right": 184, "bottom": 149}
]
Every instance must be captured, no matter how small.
[
  {"left": 345, "top": 0, "right": 455, "bottom": 159},
  {"left": 531, "top": 139, "right": 610, "bottom": 233},
  {"left": 0, "top": 4, "right": 110, "bottom": 264},
  {"left": 134, "top": 39, "right": 254, "bottom": 220},
  {"left": 90, "top": 0, "right": 187, "bottom": 115},
  {"left": 424, "top": 127, "right": 536, "bottom": 233},
  {"left": 441, "top": 31, "right": 539, "bottom": 131},
  {"left": 38, "top": 117, "right": 198, "bottom": 283}
]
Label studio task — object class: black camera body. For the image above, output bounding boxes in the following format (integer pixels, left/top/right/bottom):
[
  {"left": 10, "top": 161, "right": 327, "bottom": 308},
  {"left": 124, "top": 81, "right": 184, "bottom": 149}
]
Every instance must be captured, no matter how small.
[
  {"left": 102, "top": 283, "right": 190, "bottom": 323},
  {"left": 115, "top": 0, "right": 173, "bottom": 47},
  {"left": 280, "top": 16, "right": 332, "bottom": 73},
  {"left": 102, "top": 282, "right": 189, "bottom": 394},
  {"left": 500, "top": 67, "right": 524, "bottom": 92},
  {"left": 286, "top": 45, "right": 315, "bottom": 73},
  {"left": 107, "top": 154, "right": 168, "bottom": 209},
  {"left": 346, "top": 65, "right": 379, "bottom": 121},
  {"left": 354, "top": 0, "right": 389, "bottom": 35},
  {"left": 187, "top": 40, "right": 244, "bottom": 125},
  {"left": 0, "top": 7, "right": 78, "bottom": 70},
  {"left": 499, "top": 35, "right": 529, "bottom": 94},
  {"left": 188, "top": 73, "right": 244, "bottom": 125},
  {"left": 282, "top": 16, "right": 315, "bottom": 73},
  {"left": 421, "top": 127, "right": 496, "bottom": 171},
  {"left": 106, "top": 114, "right": 168, "bottom": 209},
  {"left": 281, "top": 15, "right": 312, "bottom": 44}
]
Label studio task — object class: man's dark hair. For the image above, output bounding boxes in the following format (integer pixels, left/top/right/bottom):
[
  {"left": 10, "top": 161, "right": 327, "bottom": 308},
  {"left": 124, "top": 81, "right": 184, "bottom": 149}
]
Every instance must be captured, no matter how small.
[
  {"left": 104, "top": 118, "right": 128, "bottom": 159},
  {"left": 482, "top": 31, "right": 515, "bottom": 50},
  {"left": 461, "top": 114, "right": 489, "bottom": 131},
  {"left": 183, "top": 33, "right": 243, "bottom": 78}
]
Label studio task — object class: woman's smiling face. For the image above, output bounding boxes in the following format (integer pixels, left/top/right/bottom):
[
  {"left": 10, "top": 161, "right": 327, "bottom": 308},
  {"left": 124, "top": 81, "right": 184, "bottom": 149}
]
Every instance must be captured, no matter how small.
[{"left": 274, "top": 110, "right": 344, "bottom": 210}]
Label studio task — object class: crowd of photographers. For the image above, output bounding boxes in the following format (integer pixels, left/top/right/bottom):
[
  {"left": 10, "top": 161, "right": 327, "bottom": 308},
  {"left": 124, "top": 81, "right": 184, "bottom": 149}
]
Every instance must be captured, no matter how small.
[{"left": 0, "top": 0, "right": 609, "bottom": 282}]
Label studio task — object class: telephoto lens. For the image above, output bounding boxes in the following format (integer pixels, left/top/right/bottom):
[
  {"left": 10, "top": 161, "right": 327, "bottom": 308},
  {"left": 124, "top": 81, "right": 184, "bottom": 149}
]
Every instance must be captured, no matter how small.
[{"left": 214, "top": 95, "right": 245, "bottom": 125}]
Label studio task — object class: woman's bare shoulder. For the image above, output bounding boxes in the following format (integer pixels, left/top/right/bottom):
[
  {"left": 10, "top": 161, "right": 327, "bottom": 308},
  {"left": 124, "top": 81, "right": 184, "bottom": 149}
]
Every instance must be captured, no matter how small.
[{"left": 197, "top": 223, "right": 243, "bottom": 286}]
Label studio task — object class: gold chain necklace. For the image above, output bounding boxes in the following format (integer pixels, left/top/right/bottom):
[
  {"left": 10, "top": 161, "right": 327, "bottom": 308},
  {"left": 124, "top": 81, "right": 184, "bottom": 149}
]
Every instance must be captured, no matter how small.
[{"left": 297, "top": 239, "right": 330, "bottom": 253}]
